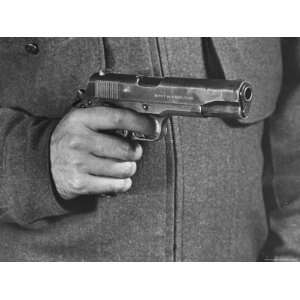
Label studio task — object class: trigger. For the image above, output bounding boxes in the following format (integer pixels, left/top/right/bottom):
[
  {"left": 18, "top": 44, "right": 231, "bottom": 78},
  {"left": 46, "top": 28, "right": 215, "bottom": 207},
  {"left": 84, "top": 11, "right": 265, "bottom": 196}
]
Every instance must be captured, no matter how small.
[{"left": 115, "top": 129, "right": 129, "bottom": 138}]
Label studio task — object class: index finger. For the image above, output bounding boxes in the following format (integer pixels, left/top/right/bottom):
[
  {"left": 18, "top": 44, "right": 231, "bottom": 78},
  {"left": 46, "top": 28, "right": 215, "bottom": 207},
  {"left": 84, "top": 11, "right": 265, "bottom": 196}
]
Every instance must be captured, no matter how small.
[{"left": 76, "top": 107, "right": 156, "bottom": 136}]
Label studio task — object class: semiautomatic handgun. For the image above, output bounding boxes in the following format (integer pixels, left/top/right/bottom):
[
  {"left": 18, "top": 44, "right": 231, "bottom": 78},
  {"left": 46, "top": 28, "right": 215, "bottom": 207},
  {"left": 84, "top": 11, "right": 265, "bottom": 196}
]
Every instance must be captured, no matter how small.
[{"left": 74, "top": 71, "right": 253, "bottom": 141}]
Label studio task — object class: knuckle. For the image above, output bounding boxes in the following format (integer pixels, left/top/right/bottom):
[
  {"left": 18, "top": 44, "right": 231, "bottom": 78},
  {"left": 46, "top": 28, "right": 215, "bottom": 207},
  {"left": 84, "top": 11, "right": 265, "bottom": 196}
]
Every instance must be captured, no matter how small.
[
  {"left": 70, "top": 174, "right": 85, "bottom": 193},
  {"left": 73, "top": 159, "right": 86, "bottom": 173},
  {"left": 66, "top": 134, "right": 83, "bottom": 149}
]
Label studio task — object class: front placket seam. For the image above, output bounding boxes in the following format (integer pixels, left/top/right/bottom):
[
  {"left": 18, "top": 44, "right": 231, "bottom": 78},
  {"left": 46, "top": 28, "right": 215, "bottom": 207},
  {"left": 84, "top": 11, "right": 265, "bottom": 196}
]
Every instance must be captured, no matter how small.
[{"left": 156, "top": 37, "right": 184, "bottom": 261}]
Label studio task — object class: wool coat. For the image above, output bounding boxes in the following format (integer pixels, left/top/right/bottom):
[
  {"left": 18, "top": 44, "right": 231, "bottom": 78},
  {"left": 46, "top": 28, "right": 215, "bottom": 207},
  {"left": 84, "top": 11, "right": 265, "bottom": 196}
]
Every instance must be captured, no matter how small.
[{"left": 0, "top": 37, "right": 299, "bottom": 261}]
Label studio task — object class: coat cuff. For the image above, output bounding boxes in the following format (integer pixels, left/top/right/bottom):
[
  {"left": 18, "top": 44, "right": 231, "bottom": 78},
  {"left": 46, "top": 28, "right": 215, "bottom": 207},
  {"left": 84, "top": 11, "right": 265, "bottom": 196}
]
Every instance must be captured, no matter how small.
[{"left": 2, "top": 117, "right": 69, "bottom": 225}]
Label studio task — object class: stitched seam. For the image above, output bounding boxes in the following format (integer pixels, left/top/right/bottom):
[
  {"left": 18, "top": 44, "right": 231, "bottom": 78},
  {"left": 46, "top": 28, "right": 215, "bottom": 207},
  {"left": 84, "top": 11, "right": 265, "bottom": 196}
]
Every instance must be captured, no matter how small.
[{"left": 162, "top": 37, "right": 184, "bottom": 261}]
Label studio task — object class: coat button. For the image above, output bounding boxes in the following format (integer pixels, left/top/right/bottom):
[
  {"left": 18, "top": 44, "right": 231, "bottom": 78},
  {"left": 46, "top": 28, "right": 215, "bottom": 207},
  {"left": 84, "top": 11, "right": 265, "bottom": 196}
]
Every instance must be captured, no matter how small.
[{"left": 25, "top": 43, "right": 39, "bottom": 55}]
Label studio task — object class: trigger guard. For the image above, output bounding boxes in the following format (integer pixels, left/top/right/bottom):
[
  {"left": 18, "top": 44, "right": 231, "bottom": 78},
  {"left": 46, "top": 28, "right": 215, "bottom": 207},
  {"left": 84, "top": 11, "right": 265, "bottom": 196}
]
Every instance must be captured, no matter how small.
[{"left": 130, "top": 116, "right": 166, "bottom": 142}]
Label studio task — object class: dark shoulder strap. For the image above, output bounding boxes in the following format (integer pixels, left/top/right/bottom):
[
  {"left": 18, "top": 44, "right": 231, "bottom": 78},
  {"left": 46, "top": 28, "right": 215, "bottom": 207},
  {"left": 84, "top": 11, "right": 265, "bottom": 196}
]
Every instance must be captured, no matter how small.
[{"left": 202, "top": 37, "right": 225, "bottom": 79}]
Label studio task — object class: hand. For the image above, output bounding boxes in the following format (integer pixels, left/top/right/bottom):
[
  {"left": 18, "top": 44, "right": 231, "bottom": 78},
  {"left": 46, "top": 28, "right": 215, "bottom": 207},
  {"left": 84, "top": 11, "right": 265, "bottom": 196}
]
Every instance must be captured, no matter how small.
[{"left": 50, "top": 107, "right": 154, "bottom": 200}]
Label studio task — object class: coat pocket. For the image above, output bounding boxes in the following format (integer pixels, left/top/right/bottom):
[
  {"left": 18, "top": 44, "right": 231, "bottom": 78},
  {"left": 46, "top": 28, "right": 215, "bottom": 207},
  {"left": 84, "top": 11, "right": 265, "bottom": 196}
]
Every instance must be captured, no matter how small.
[{"left": 212, "top": 38, "right": 282, "bottom": 124}]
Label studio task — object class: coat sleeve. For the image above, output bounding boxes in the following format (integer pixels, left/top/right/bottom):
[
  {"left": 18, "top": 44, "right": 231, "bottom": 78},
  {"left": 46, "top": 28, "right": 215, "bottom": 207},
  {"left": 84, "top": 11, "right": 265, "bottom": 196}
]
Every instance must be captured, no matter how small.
[
  {"left": 0, "top": 107, "right": 69, "bottom": 226},
  {"left": 261, "top": 38, "right": 300, "bottom": 261}
]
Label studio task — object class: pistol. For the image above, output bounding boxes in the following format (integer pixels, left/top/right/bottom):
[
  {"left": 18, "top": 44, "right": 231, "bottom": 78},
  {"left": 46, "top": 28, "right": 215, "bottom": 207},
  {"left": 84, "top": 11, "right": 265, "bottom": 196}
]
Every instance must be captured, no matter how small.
[{"left": 74, "top": 71, "right": 253, "bottom": 141}]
